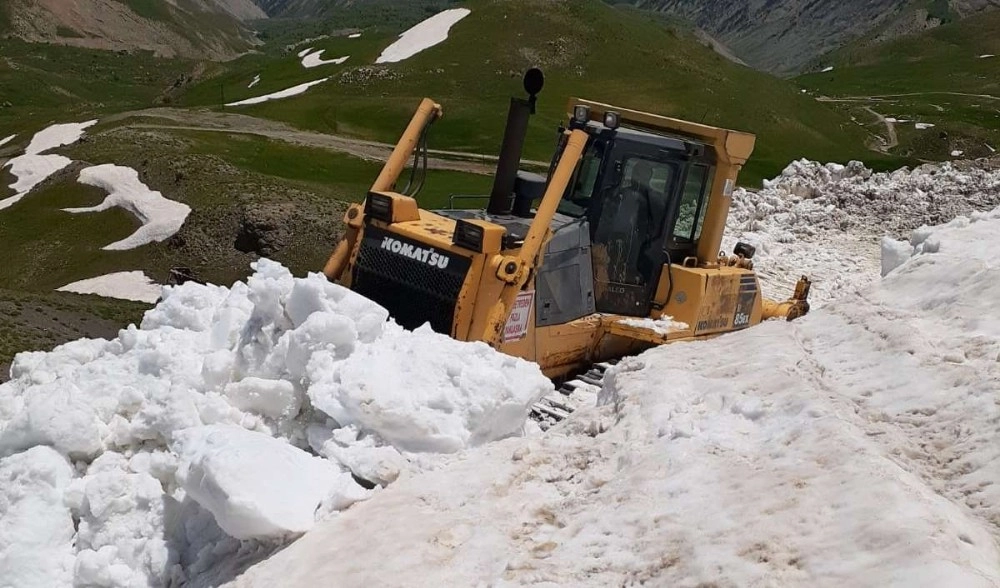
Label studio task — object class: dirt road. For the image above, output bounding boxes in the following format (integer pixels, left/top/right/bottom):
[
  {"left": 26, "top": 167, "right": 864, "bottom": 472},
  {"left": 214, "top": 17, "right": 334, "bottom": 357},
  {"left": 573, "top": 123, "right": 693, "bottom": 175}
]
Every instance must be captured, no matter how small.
[{"left": 103, "top": 108, "right": 550, "bottom": 176}]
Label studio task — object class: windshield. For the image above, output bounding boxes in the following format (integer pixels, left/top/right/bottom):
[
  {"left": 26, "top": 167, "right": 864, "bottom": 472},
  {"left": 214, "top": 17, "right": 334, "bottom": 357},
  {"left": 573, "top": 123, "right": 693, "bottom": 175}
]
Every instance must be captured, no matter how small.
[{"left": 557, "top": 142, "right": 604, "bottom": 217}]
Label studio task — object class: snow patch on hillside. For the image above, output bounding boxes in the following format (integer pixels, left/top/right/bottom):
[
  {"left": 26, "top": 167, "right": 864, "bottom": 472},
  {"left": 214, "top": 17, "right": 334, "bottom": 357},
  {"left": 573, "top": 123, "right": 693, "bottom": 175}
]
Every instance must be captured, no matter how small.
[
  {"left": 226, "top": 78, "right": 330, "bottom": 106},
  {"left": 375, "top": 8, "right": 471, "bottom": 64},
  {"left": 57, "top": 271, "right": 163, "bottom": 303},
  {"left": 300, "top": 50, "right": 349, "bottom": 68},
  {"left": 25, "top": 121, "right": 97, "bottom": 155},
  {"left": 248, "top": 74, "right": 261, "bottom": 89},
  {"left": 0, "top": 259, "right": 550, "bottom": 586},
  {"left": 0, "top": 120, "right": 96, "bottom": 211},
  {"left": 63, "top": 164, "right": 191, "bottom": 250},
  {"left": 230, "top": 206, "right": 1000, "bottom": 587},
  {"left": 0, "top": 134, "right": 15, "bottom": 148}
]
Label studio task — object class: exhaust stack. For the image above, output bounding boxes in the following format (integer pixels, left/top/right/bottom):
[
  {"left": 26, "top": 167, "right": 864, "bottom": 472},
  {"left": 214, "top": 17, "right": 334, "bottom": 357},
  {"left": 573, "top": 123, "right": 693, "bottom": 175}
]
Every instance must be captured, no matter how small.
[{"left": 487, "top": 68, "right": 544, "bottom": 215}]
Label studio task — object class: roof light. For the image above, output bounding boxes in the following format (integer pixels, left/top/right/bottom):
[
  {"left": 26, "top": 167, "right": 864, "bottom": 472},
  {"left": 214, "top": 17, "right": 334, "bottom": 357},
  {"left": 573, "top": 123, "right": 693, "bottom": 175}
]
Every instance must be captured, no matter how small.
[
  {"left": 603, "top": 111, "right": 620, "bottom": 129},
  {"left": 573, "top": 104, "right": 590, "bottom": 124}
]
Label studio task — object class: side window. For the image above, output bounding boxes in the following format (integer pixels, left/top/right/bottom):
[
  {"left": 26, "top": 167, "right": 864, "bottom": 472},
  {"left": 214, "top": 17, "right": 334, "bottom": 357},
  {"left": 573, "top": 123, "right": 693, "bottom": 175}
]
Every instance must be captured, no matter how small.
[
  {"left": 694, "top": 166, "right": 715, "bottom": 240},
  {"left": 673, "top": 165, "right": 709, "bottom": 242},
  {"left": 558, "top": 143, "right": 604, "bottom": 217}
]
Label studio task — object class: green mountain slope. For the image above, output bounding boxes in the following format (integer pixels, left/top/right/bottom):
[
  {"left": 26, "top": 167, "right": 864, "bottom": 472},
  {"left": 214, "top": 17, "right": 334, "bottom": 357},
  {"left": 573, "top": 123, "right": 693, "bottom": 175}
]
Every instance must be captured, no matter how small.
[
  {"left": 797, "top": 10, "right": 1000, "bottom": 160},
  {"left": 180, "top": 0, "right": 890, "bottom": 185}
]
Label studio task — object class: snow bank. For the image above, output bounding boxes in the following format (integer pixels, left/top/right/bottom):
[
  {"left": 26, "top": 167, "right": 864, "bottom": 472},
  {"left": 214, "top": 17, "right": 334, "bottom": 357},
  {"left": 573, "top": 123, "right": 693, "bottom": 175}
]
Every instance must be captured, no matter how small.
[
  {"left": 300, "top": 50, "right": 349, "bottom": 68},
  {"left": 0, "top": 259, "right": 549, "bottom": 585},
  {"left": 724, "top": 158, "right": 1000, "bottom": 304},
  {"left": 0, "top": 120, "right": 96, "bottom": 211},
  {"left": 231, "top": 207, "right": 1000, "bottom": 586},
  {"left": 375, "top": 8, "right": 471, "bottom": 64},
  {"left": 57, "top": 271, "right": 163, "bottom": 303},
  {"left": 64, "top": 164, "right": 191, "bottom": 250},
  {"left": 226, "top": 78, "right": 330, "bottom": 107}
]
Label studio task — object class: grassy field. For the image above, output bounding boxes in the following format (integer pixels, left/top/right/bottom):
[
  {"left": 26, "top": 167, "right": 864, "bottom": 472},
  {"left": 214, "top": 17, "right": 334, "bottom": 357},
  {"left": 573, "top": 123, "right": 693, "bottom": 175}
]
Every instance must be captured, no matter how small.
[
  {"left": 796, "top": 10, "right": 1000, "bottom": 160},
  {"left": 179, "top": 0, "right": 898, "bottom": 186}
]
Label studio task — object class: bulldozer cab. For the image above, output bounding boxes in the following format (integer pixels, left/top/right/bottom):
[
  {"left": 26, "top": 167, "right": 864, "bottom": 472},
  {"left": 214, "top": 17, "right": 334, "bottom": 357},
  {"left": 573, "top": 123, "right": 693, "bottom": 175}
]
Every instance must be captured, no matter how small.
[{"left": 556, "top": 117, "right": 717, "bottom": 317}]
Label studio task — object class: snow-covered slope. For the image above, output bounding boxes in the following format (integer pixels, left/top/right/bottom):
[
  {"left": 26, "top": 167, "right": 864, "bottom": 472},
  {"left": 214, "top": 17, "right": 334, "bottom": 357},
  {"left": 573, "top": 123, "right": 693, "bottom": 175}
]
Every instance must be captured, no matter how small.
[{"left": 231, "top": 207, "right": 1000, "bottom": 586}]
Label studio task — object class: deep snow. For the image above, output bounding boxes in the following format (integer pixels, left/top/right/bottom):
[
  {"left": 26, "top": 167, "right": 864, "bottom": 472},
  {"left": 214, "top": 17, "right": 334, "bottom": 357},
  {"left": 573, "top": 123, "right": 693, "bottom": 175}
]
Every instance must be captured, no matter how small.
[
  {"left": 375, "top": 8, "right": 471, "bottom": 64},
  {"left": 64, "top": 164, "right": 191, "bottom": 250},
  {"left": 57, "top": 271, "right": 163, "bottom": 303},
  {"left": 232, "top": 205, "right": 1000, "bottom": 587},
  {"left": 0, "top": 259, "right": 550, "bottom": 587}
]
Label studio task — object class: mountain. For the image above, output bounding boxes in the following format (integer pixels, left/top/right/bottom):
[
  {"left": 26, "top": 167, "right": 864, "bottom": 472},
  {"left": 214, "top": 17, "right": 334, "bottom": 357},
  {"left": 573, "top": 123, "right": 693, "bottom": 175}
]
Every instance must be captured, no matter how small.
[
  {"left": 618, "top": 0, "right": 1000, "bottom": 76},
  {"left": 0, "top": 0, "right": 267, "bottom": 61}
]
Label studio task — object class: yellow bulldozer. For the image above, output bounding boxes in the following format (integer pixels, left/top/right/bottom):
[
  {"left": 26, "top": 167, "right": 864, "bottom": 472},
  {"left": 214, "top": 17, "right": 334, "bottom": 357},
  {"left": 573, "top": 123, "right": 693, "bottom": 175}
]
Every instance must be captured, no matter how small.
[{"left": 323, "top": 69, "right": 810, "bottom": 424}]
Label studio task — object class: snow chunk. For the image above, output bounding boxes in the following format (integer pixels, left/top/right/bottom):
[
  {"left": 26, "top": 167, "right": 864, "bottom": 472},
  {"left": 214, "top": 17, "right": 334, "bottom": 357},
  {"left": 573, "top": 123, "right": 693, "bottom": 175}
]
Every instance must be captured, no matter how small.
[
  {"left": 174, "top": 425, "right": 368, "bottom": 539},
  {"left": 58, "top": 271, "right": 163, "bottom": 303},
  {"left": 301, "top": 50, "right": 349, "bottom": 68},
  {"left": 0, "top": 134, "right": 15, "bottom": 148},
  {"left": 308, "top": 324, "right": 551, "bottom": 453},
  {"left": 248, "top": 74, "right": 261, "bottom": 89},
  {"left": 226, "top": 78, "right": 330, "bottom": 107},
  {"left": 617, "top": 316, "right": 689, "bottom": 335},
  {"left": 952, "top": 150, "right": 964, "bottom": 157},
  {"left": 880, "top": 237, "right": 911, "bottom": 276},
  {"left": 0, "top": 447, "right": 76, "bottom": 588},
  {"left": 25, "top": 120, "right": 97, "bottom": 155},
  {"left": 375, "top": 8, "right": 471, "bottom": 64},
  {"left": 64, "top": 164, "right": 191, "bottom": 250}
]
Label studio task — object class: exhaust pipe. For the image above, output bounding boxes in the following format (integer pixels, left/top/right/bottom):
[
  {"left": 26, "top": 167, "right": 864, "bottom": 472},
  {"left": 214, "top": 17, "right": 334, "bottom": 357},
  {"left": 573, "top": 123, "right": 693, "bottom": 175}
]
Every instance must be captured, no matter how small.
[{"left": 487, "top": 68, "right": 544, "bottom": 215}]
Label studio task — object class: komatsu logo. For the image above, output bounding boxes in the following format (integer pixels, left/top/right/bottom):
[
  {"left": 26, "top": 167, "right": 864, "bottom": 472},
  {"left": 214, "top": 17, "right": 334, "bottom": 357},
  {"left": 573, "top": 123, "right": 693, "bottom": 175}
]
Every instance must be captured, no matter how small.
[{"left": 380, "top": 236, "right": 450, "bottom": 269}]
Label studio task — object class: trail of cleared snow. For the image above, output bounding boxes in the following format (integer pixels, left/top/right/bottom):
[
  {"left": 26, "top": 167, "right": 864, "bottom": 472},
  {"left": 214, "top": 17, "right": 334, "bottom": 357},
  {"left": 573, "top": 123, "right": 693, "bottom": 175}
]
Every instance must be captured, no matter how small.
[
  {"left": 63, "top": 164, "right": 191, "bottom": 250},
  {"left": 0, "top": 120, "right": 97, "bottom": 211},
  {"left": 57, "top": 271, "right": 163, "bottom": 303},
  {"left": 375, "top": 8, "right": 471, "bottom": 64},
  {"left": 300, "top": 50, "right": 349, "bottom": 68},
  {"left": 226, "top": 78, "right": 330, "bottom": 107},
  {"left": 232, "top": 207, "right": 1000, "bottom": 587}
]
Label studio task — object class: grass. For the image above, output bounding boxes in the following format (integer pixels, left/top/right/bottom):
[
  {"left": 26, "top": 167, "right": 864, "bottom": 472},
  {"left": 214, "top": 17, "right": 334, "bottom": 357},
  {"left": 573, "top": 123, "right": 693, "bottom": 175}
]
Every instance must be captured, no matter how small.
[
  {"left": 796, "top": 11, "right": 1000, "bottom": 160},
  {"left": 179, "top": 0, "right": 891, "bottom": 187}
]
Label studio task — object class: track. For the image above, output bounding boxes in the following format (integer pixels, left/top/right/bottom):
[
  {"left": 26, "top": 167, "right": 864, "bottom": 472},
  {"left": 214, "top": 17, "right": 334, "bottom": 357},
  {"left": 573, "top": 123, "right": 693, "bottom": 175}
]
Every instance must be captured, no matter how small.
[{"left": 531, "top": 361, "right": 616, "bottom": 430}]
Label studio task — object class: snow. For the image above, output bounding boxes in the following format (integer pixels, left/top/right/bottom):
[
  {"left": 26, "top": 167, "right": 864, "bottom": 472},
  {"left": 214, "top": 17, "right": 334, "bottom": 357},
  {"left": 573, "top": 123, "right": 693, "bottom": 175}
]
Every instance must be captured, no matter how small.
[
  {"left": 0, "top": 134, "right": 15, "bottom": 148},
  {"left": 248, "top": 74, "right": 260, "bottom": 89},
  {"left": 979, "top": 54, "right": 995, "bottom": 58},
  {"left": 300, "top": 50, "right": 349, "bottom": 68},
  {"left": 57, "top": 271, "right": 163, "bottom": 303},
  {"left": 723, "top": 158, "right": 1000, "bottom": 304},
  {"left": 617, "top": 316, "right": 689, "bottom": 335},
  {"left": 821, "top": 66, "right": 834, "bottom": 72},
  {"left": 952, "top": 150, "right": 965, "bottom": 156},
  {"left": 296, "top": 47, "right": 313, "bottom": 58},
  {"left": 348, "top": 33, "right": 362, "bottom": 39},
  {"left": 375, "top": 8, "right": 471, "bottom": 64},
  {"left": 0, "top": 258, "right": 549, "bottom": 585},
  {"left": 63, "top": 164, "right": 191, "bottom": 250},
  {"left": 173, "top": 425, "right": 368, "bottom": 540},
  {"left": 0, "top": 120, "right": 96, "bottom": 211},
  {"left": 226, "top": 78, "right": 330, "bottom": 107},
  {"left": 915, "top": 122, "right": 935, "bottom": 129},
  {"left": 231, "top": 205, "right": 1000, "bottom": 587}
]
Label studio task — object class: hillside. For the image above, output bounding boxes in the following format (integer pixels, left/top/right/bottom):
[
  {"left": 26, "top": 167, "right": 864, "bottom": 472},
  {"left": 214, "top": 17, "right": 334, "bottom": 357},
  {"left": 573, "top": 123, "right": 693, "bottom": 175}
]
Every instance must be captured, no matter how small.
[
  {"left": 617, "top": 0, "right": 999, "bottom": 75},
  {"left": 0, "top": 0, "right": 265, "bottom": 61},
  {"left": 797, "top": 10, "right": 1000, "bottom": 161},
  {"left": 181, "top": 0, "right": 889, "bottom": 185}
]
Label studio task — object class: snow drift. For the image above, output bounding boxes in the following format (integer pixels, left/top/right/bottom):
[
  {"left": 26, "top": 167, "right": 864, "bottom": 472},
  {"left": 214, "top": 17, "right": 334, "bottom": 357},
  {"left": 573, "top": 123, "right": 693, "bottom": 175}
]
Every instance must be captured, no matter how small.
[
  {"left": 0, "top": 260, "right": 550, "bottom": 586},
  {"left": 231, "top": 206, "right": 1000, "bottom": 587}
]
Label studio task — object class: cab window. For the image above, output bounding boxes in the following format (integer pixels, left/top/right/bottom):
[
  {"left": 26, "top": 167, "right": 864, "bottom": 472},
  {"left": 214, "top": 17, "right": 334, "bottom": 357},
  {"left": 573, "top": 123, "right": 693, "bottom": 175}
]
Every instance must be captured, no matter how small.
[
  {"left": 558, "top": 143, "right": 604, "bottom": 217},
  {"left": 673, "top": 164, "right": 711, "bottom": 242}
]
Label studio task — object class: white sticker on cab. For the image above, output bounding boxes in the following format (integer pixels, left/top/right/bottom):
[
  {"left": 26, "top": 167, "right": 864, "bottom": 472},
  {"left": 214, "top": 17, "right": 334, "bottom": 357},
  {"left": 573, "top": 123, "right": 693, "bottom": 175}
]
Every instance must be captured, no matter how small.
[{"left": 502, "top": 290, "right": 534, "bottom": 343}]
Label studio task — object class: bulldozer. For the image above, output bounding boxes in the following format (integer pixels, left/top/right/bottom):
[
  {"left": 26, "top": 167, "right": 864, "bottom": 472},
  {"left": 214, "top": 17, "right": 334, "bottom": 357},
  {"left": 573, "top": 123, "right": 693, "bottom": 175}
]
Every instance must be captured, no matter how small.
[{"left": 322, "top": 69, "right": 810, "bottom": 424}]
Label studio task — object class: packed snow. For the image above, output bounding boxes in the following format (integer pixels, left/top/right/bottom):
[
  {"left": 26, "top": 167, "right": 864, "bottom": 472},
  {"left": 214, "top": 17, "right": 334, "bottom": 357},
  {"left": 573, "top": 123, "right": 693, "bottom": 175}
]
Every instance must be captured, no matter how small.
[
  {"left": 231, "top": 205, "right": 1000, "bottom": 587},
  {"left": 226, "top": 78, "right": 330, "bottom": 107},
  {"left": 63, "top": 164, "right": 191, "bottom": 250},
  {"left": 300, "top": 50, "right": 349, "bottom": 68},
  {"left": 375, "top": 8, "right": 471, "bottom": 64},
  {"left": 618, "top": 316, "right": 689, "bottom": 335},
  {"left": 0, "top": 134, "right": 15, "bottom": 148},
  {"left": 0, "top": 259, "right": 549, "bottom": 586},
  {"left": 57, "top": 271, "right": 163, "bottom": 303},
  {"left": 723, "top": 158, "right": 1000, "bottom": 304},
  {"left": 0, "top": 120, "right": 96, "bottom": 211},
  {"left": 247, "top": 74, "right": 261, "bottom": 89}
]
